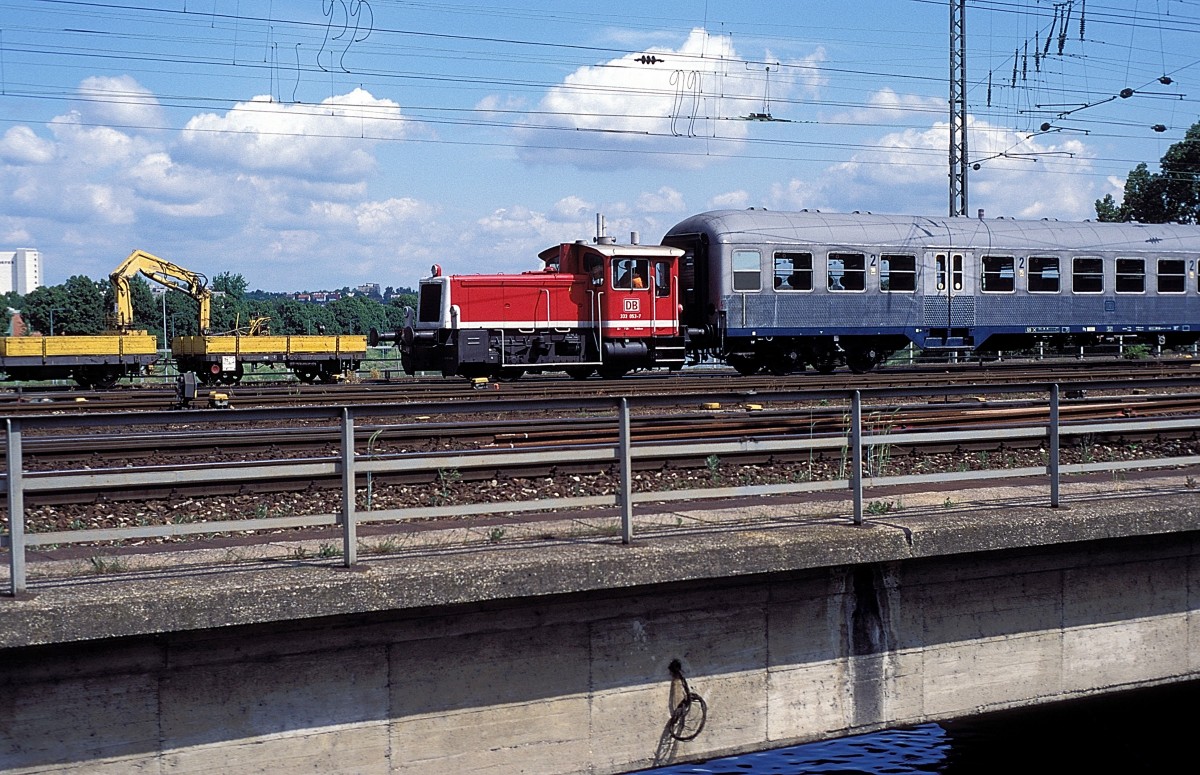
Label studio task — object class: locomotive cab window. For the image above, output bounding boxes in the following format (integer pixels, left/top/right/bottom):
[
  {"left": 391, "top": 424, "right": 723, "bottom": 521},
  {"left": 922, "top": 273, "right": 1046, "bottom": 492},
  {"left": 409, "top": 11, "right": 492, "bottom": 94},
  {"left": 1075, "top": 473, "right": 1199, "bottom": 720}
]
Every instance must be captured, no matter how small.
[
  {"left": 584, "top": 255, "right": 605, "bottom": 286},
  {"left": 773, "top": 252, "right": 813, "bottom": 291},
  {"left": 981, "top": 255, "right": 1015, "bottom": 293},
  {"left": 417, "top": 283, "right": 443, "bottom": 323},
  {"left": 828, "top": 252, "right": 865, "bottom": 291},
  {"left": 654, "top": 261, "right": 671, "bottom": 298},
  {"left": 1157, "top": 258, "right": 1186, "bottom": 293},
  {"left": 879, "top": 254, "right": 915, "bottom": 292},
  {"left": 732, "top": 250, "right": 761, "bottom": 292},
  {"left": 1028, "top": 256, "right": 1060, "bottom": 293},
  {"left": 1116, "top": 258, "right": 1145, "bottom": 293},
  {"left": 1072, "top": 257, "right": 1104, "bottom": 294},
  {"left": 613, "top": 258, "right": 649, "bottom": 290}
]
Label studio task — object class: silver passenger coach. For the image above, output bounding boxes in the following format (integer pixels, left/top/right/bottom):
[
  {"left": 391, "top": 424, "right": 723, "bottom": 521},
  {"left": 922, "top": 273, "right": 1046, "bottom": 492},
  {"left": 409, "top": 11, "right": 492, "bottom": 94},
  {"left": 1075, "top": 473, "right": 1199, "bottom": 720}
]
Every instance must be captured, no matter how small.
[{"left": 663, "top": 209, "right": 1200, "bottom": 374}]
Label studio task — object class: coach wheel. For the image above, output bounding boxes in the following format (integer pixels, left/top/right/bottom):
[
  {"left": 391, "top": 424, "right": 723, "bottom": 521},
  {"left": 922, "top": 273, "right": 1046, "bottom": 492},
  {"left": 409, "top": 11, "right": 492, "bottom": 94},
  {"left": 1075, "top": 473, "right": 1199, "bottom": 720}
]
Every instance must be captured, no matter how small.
[
  {"left": 845, "top": 346, "right": 879, "bottom": 374},
  {"left": 296, "top": 367, "right": 318, "bottom": 384},
  {"left": 566, "top": 367, "right": 594, "bottom": 380},
  {"left": 317, "top": 366, "right": 341, "bottom": 384},
  {"left": 727, "top": 354, "right": 761, "bottom": 376},
  {"left": 809, "top": 347, "right": 838, "bottom": 375},
  {"left": 767, "top": 351, "right": 801, "bottom": 376}
]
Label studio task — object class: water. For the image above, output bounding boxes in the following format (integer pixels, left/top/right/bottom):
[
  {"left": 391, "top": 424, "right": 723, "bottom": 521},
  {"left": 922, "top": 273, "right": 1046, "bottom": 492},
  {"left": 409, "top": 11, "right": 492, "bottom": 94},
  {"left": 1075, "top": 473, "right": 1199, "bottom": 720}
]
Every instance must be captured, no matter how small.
[{"left": 632, "top": 680, "right": 1197, "bottom": 773}]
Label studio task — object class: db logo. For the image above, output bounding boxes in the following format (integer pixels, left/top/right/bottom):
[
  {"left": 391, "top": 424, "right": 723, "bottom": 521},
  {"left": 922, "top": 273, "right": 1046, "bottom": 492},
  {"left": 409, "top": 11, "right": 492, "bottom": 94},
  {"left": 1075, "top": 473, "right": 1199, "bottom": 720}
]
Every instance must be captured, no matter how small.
[{"left": 623, "top": 298, "right": 640, "bottom": 313}]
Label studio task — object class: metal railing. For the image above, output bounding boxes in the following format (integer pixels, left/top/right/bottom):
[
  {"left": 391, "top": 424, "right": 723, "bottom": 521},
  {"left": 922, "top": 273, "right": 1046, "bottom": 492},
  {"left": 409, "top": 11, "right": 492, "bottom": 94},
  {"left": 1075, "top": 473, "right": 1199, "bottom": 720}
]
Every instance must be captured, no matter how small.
[{"left": 4, "top": 381, "right": 1200, "bottom": 595}]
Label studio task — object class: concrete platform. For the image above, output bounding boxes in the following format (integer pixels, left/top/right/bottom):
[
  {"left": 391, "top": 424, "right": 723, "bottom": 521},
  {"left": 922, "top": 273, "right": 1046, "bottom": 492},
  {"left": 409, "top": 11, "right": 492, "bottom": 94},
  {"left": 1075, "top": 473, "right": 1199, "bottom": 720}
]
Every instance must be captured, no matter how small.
[{"left": 4, "top": 467, "right": 1198, "bottom": 648}]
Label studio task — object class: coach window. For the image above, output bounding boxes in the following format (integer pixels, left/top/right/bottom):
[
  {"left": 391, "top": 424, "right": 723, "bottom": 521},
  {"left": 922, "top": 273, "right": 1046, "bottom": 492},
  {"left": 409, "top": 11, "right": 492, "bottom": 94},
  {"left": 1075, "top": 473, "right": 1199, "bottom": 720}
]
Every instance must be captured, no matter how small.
[
  {"left": 935, "top": 253, "right": 964, "bottom": 292},
  {"left": 829, "top": 252, "right": 865, "bottom": 291},
  {"left": 982, "top": 255, "right": 1015, "bottom": 293},
  {"left": 732, "top": 249, "right": 761, "bottom": 291},
  {"left": 1158, "top": 258, "right": 1186, "bottom": 293},
  {"left": 1072, "top": 257, "right": 1104, "bottom": 294},
  {"left": 1028, "top": 256, "right": 1060, "bottom": 292},
  {"left": 880, "top": 254, "right": 915, "bottom": 292},
  {"left": 773, "top": 252, "right": 813, "bottom": 291},
  {"left": 1116, "top": 258, "right": 1145, "bottom": 293}
]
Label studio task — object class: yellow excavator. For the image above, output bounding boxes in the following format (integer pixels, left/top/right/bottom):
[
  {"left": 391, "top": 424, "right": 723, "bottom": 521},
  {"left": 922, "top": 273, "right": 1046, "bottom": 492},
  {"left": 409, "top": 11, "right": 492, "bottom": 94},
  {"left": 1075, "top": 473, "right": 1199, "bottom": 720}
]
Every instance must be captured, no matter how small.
[{"left": 109, "top": 249, "right": 212, "bottom": 334}]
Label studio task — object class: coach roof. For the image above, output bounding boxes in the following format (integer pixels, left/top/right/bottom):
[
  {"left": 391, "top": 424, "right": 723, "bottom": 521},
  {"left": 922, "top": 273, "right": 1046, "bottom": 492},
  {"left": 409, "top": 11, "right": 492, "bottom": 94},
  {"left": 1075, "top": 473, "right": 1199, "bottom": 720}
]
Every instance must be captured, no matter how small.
[{"left": 664, "top": 209, "right": 1200, "bottom": 254}]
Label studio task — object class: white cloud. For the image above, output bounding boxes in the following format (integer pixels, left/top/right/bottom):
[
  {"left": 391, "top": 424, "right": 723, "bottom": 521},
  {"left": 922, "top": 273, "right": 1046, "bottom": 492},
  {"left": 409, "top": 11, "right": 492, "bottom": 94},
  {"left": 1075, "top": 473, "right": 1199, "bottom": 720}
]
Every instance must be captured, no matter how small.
[
  {"left": 769, "top": 114, "right": 1102, "bottom": 221},
  {"left": 709, "top": 190, "right": 752, "bottom": 209},
  {"left": 511, "top": 28, "right": 823, "bottom": 169},
  {"left": 827, "top": 88, "right": 944, "bottom": 126},
  {"left": 179, "top": 88, "right": 406, "bottom": 181},
  {"left": 0, "top": 127, "right": 55, "bottom": 165},
  {"left": 636, "top": 186, "right": 685, "bottom": 213},
  {"left": 75, "top": 75, "right": 166, "bottom": 128}
]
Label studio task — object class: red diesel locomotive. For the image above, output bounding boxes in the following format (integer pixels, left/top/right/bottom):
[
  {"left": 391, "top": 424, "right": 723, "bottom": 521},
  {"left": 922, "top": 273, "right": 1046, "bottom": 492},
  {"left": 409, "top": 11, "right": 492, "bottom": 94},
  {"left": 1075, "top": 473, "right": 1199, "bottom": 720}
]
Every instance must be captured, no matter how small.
[{"left": 395, "top": 234, "right": 688, "bottom": 379}]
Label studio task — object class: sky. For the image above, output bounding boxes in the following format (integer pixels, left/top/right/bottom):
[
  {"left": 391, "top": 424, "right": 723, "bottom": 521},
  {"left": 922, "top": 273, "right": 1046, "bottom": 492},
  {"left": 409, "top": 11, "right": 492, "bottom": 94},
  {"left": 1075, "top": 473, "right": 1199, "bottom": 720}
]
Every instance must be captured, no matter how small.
[{"left": 1, "top": 0, "right": 1198, "bottom": 292}]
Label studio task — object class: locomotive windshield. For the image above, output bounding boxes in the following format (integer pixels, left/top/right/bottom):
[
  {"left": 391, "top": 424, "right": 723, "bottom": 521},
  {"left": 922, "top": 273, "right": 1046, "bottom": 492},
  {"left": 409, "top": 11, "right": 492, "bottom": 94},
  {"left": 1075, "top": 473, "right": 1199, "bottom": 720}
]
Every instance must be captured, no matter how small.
[
  {"left": 613, "top": 258, "right": 649, "bottom": 290},
  {"left": 418, "top": 283, "right": 443, "bottom": 323}
]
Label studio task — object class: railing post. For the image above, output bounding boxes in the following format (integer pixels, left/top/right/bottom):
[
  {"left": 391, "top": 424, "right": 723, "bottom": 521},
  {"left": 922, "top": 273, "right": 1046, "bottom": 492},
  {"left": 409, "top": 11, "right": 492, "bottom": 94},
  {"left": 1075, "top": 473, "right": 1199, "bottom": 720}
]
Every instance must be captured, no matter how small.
[
  {"left": 618, "top": 397, "right": 633, "bottom": 543},
  {"left": 851, "top": 390, "right": 863, "bottom": 525},
  {"left": 6, "top": 418, "right": 26, "bottom": 595},
  {"left": 1049, "top": 384, "right": 1060, "bottom": 508},
  {"left": 341, "top": 408, "right": 358, "bottom": 566}
]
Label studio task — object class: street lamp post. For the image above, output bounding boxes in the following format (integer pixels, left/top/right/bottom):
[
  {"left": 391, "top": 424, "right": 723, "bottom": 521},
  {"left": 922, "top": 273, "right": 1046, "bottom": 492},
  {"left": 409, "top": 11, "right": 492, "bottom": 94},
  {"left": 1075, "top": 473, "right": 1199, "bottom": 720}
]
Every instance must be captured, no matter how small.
[{"left": 48, "top": 308, "right": 63, "bottom": 336}]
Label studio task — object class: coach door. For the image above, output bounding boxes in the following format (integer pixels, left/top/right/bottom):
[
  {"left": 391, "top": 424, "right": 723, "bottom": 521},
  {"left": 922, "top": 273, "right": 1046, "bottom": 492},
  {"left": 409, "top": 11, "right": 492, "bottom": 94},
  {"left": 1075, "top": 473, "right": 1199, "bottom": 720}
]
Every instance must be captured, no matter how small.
[{"left": 923, "top": 249, "right": 976, "bottom": 339}]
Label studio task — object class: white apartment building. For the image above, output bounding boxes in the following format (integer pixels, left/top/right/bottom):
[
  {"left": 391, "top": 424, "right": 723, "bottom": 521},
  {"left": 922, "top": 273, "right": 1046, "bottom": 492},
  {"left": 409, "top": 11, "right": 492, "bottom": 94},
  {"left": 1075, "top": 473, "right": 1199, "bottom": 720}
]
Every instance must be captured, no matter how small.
[{"left": 0, "top": 249, "right": 42, "bottom": 295}]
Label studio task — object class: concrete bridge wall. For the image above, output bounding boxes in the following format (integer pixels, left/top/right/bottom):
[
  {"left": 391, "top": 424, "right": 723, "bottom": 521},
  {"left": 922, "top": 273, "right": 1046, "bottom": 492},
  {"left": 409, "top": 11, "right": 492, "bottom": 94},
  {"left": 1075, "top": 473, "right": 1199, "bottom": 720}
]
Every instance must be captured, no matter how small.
[{"left": 3, "top": 513, "right": 1198, "bottom": 774}]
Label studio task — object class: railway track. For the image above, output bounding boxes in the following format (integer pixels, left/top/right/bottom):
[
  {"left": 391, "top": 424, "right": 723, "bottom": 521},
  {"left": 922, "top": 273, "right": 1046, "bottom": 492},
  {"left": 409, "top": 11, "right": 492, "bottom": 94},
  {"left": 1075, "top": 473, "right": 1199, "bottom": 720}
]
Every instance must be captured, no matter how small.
[
  {"left": 2, "top": 357, "right": 1199, "bottom": 414},
  {"left": 7, "top": 390, "right": 1200, "bottom": 515}
]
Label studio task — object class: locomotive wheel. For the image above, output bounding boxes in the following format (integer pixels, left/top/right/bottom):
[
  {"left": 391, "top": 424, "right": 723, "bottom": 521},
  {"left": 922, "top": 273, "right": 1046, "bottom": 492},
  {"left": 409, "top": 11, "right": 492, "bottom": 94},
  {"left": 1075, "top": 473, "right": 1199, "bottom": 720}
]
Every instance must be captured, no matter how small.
[
  {"left": 597, "top": 366, "right": 627, "bottom": 380},
  {"left": 845, "top": 347, "right": 879, "bottom": 374},
  {"left": 496, "top": 368, "right": 525, "bottom": 382},
  {"left": 565, "top": 367, "right": 594, "bottom": 380}
]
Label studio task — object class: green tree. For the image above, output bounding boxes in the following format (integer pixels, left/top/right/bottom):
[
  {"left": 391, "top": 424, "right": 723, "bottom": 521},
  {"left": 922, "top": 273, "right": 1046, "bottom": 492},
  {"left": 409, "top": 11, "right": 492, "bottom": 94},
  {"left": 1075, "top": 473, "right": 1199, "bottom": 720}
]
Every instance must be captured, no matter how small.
[
  {"left": 1097, "top": 121, "right": 1200, "bottom": 223},
  {"left": 23, "top": 276, "right": 107, "bottom": 335},
  {"left": 212, "top": 271, "right": 248, "bottom": 300},
  {"left": 327, "top": 295, "right": 387, "bottom": 334}
]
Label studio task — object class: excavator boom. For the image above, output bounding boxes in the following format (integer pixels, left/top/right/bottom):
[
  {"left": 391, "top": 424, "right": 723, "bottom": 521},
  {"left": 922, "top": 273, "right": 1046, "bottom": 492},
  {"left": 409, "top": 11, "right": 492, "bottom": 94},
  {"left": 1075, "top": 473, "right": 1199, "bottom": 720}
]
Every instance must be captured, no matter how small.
[{"left": 110, "top": 249, "right": 211, "bottom": 333}]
